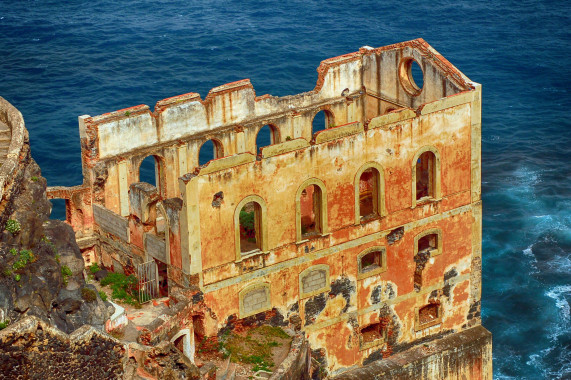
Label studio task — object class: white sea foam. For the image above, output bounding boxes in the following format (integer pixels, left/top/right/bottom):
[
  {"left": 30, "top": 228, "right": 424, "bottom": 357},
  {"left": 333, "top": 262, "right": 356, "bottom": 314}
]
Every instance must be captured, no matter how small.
[{"left": 546, "top": 285, "right": 571, "bottom": 325}]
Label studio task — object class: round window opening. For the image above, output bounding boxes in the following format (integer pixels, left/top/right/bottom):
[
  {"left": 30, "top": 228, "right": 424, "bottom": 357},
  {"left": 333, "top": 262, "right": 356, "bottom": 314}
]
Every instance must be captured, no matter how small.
[{"left": 399, "top": 58, "right": 424, "bottom": 96}]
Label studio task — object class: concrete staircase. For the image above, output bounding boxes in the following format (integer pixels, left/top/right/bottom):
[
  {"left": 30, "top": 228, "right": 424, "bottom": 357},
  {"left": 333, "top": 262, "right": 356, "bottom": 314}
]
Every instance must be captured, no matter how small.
[{"left": 0, "top": 120, "right": 11, "bottom": 165}]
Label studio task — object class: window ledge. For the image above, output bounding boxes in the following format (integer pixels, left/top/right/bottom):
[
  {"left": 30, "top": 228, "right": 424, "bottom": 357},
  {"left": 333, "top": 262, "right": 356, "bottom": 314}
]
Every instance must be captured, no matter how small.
[
  {"left": 296, "top": 233, "right": 331, "bottom": 245},
  {"left": 411, "top": 197, "right": 441, "bottom": 209},
  {"left": 358, "top": 214, "right": 382, "bottom": 225},
  {"left": 414, "top": 319, "right": 442, "bottom": 332},
  {"left": 357, "top": 265, "right": 387, "bottom": 280},
  {"left": 299, "top": 286, "right": 331, "bottom": 300},
  {"left": 236, "top": 249, "right": 268, "bottom": 263},
  {"left": 360, "top": 339, "right": 386, "bottom": 351}
]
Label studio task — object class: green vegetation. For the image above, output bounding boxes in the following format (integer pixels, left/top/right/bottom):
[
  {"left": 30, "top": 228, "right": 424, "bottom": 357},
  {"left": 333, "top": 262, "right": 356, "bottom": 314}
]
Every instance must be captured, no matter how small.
[
  {"left": 81, "top": 287, "right": 97, "bottom": 302},
  {"left": 125, "top": 111, "right": 131, "bottom": 116},
  {"left": 100, "top": 272, "right": 139, "bottom": 306},
  {"left": 10, "top": 248, "right": 36, "bottom": 274},
  {"left": 98, "top": 291, "right": 108, "bottom": 302},
  {"left": 41, "top": 235, "right": 57, "bottom": 253},
  {"left": 219, "top": 325, "right": 290, "bottom": 373},
  {"left": 61, "top": 265, "right": 73, "bottom": 286},
  {"left": 239, "top": 209, "right": 256, "bottom": 242},
  {"left": 31, "top": 176, "right": 39, "bottom": 182},
  {"left": 5, "top": 219, "right": 21, "bottom": 234},
  {"left": 89, "top": 262, "right": 101, "bottom": 274},
  {"left": 0, "top": 320, "right": 10, "bottom": 330}
]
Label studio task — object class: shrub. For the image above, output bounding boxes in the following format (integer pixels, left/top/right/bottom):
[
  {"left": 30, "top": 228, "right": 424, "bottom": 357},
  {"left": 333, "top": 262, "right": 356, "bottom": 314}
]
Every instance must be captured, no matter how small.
[
  {"left": 98, "top": 291, "right": 108, "bottom": 302},
  {"left": 31, "top": 176, "right": 39, "bottom": 182},
  {"left": 100, "top": 272, "right": 139, "bottom": 306},
  {"left": 89, "top": 263, "right": 101, "bottom": 274},
  {"left": 61, "top": 265, "right": 72, "bottom": 286},
  {"left": 0, "top": 320, "right": 10, "bottom": 330},
  {"left": 5, "top": 220, "right": 21, "bottom": 234},
  {"left": 81, "top": 287, "right": 97, "bottom": 302}
]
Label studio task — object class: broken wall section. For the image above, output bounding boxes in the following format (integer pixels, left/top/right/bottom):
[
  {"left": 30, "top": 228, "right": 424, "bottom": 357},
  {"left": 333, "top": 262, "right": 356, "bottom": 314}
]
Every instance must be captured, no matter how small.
[{"left": 331, "top": 325, "right": 492, "bottom": 380}]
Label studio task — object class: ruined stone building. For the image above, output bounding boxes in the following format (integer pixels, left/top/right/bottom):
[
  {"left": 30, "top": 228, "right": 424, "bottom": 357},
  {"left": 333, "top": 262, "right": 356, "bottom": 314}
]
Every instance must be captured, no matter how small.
[{"left": 45, "top": 38, "right": 491, "bottom": 377}]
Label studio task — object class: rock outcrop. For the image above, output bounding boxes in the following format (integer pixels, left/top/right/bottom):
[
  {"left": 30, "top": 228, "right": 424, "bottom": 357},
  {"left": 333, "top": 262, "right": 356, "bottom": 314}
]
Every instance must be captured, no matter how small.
[{"left": 0, "top": 154, "right": 110, "bottom": 332}]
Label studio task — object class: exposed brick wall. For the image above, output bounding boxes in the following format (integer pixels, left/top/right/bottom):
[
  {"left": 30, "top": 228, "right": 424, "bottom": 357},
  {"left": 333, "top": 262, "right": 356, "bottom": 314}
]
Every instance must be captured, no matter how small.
[
  {"left": 302, "top": 269, "right": 326, "bottom": 294},
  {"left": 243, "top": 287, "right": 269, "bottom": 315}
]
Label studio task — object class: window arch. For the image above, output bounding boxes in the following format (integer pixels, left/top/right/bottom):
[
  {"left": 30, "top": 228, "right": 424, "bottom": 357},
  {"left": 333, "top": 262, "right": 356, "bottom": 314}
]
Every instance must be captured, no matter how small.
[
  {"left": 311, "top": 109, "right": 335, "bottom": 135},
  {"left": 198, "top": 138, "right": 224, "bottom": 166},
  {"left": 137, "top": 154, "right": 165, "bottom": 195},
  {"left": 357, "top": 246, "right": 387, "bottom": 280},
  {"left": 295, "top": 178, "right": 328, "bottom": 242},
  {"left": 411, "top": 146, "right": 441, "bottom": 207},
  {"left": 255, "top": 124, "right": 279, "bottom": 154},
  {"left": 234, "top": 195, "right": 268, "bottom": 260},
  {"left": 239, "top": 282, "right": 271, "bottom": 318},
  {"left": 299, "top": 264, "right": 330, "bottom": 299},
  {"left": 354, "top": 162, "right": 386, "bottom": 224}
]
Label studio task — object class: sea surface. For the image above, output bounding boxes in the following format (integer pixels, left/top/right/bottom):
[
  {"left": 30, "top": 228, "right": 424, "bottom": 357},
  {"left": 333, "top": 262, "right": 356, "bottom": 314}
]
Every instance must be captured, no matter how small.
[{"left": 1, "top": 0, "right": 570, "bottom": 378}]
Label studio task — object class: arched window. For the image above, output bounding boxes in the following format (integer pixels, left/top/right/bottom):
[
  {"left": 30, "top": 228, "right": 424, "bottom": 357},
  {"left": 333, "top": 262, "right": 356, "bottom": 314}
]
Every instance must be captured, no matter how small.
[
  {"left": 354, "top": 163, "right": 385, "bottom": 223},
  {"left": 412, "top": 147, "right": 441, "bottom": 207},
  {"left": 255, "top": 124, "right": 279, "bottom": 154},
  {"left": 296, "top": 179, "right": 328, "bottom": 241},
  {"left": 139, "top": 155, "right": 158, "bottom": 187},
  {"left": 416, "top": 151, "right": 435, "bottom": 200},
  {"left": 234, "top": 195, "right": 268, "bottom": 259},
  {"left": 357, "top": 246, "right": 387, "bottom": 280},
  {"left": 311, "top": 109, "right": 334, "bottom": 135},
  {"left": 198, "top": 139, "right": 223, "bottom": 166},
  {"left": 239, "top": 201, "right": 261, "bottom": 254},
  {"left": 239, "top": 283, "right": 271, "bottom": 318},
  {"left": 413, "top": 228, "right": 442, "bottom": 291}
]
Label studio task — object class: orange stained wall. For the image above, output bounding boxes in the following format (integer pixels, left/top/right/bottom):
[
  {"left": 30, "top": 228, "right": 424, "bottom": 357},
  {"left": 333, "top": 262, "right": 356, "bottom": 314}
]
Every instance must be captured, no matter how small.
[{"left": 192, "top": 102, "right": 472, "bottom": 274}]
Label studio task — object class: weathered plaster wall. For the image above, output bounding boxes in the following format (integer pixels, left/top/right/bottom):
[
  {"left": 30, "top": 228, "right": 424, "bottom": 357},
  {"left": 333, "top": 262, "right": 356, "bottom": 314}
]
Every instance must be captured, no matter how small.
[{"left": 44, "top": 39, "right": 484, "bottom": 375}]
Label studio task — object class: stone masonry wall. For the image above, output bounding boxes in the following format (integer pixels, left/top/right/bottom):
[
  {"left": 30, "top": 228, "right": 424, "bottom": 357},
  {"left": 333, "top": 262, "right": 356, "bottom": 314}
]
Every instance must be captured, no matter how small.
[
  {"left": 0, "top": 316, "right": 125, "bottom": 379},
  {"left": 331, "top": 325, "right": 492, "bottom": 380}
]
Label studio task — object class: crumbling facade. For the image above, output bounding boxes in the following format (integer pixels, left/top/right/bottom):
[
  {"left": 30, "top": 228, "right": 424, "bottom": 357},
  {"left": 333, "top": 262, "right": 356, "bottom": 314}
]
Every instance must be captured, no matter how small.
[{"left": 47, "top": 38, "right": 489, "bottom": 376}]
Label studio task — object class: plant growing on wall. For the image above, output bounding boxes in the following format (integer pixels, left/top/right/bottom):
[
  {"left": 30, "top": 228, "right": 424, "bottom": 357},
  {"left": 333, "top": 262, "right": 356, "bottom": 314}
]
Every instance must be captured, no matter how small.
[{"left": 5, "top": 219, "right": 21, "bottom": 234}]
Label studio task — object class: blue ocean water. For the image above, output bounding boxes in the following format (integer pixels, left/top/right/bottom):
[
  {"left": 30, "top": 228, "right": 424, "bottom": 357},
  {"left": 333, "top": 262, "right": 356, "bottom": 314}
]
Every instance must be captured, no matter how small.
[{"left": 1, "top": 0, "right": 570, "bottom": 378}]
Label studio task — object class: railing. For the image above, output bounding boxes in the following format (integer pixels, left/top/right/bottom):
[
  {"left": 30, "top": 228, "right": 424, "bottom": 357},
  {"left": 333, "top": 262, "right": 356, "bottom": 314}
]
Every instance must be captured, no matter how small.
[{"left": 137, "top": 260, "right": 159, "bottom": 304}]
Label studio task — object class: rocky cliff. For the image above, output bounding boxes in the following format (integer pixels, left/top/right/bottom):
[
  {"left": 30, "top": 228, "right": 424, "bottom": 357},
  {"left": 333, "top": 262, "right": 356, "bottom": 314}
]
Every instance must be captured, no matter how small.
[{"left": 0, "top": 149, "right": 110, "bottom": 333}]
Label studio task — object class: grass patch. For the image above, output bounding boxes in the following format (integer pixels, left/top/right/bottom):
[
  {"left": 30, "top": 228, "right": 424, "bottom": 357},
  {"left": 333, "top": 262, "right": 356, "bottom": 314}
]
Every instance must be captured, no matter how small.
[
  {"left": 219, "top": 325, "right": 290, "bottom": 373},
  {"left": 81, "top": 287, "right": 97, "bottom": 302},
  {"left": 98, "top": 291, "right": 108, "bottom": 302}
]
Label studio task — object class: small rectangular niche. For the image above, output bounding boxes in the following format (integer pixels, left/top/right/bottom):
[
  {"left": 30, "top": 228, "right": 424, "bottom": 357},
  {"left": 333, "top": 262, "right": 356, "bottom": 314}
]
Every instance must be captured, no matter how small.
[
  {"left": 359, "top": 322, "right": 386, "bottom": 350},
  {"left": 415, "top": 303, "right": 442, "bottom": 331}
]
